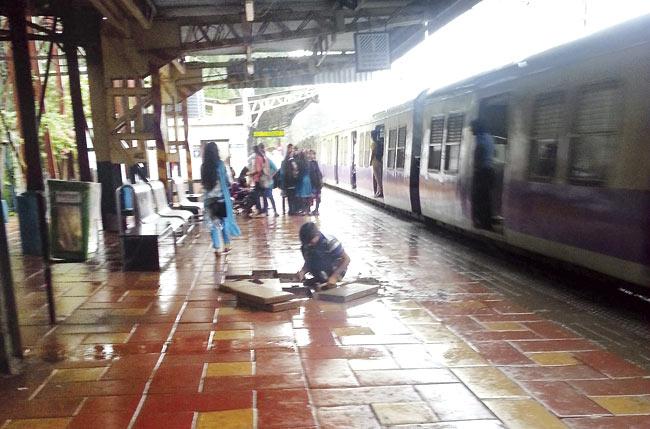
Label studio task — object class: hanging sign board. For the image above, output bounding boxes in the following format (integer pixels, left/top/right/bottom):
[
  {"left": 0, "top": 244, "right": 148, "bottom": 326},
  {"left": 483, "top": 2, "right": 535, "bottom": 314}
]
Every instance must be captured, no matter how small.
[
  {"left": 355, "top": 32, "right": 390, "bottom": 72},
  {"left": 253, "top": 130, "right": 285, "bottom": 137}
]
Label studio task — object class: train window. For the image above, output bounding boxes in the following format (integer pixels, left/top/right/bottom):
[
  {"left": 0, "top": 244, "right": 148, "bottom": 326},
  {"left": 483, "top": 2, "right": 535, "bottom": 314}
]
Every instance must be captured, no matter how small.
[
  {"left": 569, "top": 83, "right": 621, "bottom": 185},
  {"left": 428, "top": 117, "right": 444, "bottom": 171},
  {"left": 444, "top": 113, "right": 464, "bottom": 173},
  {"left": 387, "top": 128, "right": 397, "bottom": 169},
  {"left": 396, "top": 126, "right": 407, "bottom": 169},
  {"left": 529, "top": 92, "right": 564, "bottom": 181}
]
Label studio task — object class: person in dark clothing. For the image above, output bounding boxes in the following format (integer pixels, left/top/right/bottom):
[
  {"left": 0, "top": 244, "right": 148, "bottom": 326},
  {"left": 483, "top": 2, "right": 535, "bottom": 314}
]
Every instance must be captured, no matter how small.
[
  {"left": 294, "top": 150, "right": 312, "bottom": 215},
  {"left": 471, "top": 119, "right": 496, "bottom": 231},
  {"left": 370, "top": 126, "right": 384, "bottom": 197},
  {"left": 280, "top": 144, "right": 299, "bottom": 215},
  {"left": 308, "top": 150, "right": 323, "bottom": 215},
  {"left": 297, "top": 222, "right": 350, "bottom": 287}
]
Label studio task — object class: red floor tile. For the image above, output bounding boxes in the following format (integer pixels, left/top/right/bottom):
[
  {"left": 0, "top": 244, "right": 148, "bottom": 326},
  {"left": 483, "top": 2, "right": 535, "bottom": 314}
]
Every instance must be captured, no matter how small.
[
  {"left": 473, "top": 341, "right": 535, "bottom": 365},
  {"left": 569, "top": 378, "right": 650, "bottom": 396},
  {"left": 258, "top": 402, "right": 316, "bottom": 428},
  {"left": 77, "top": 395, "right": 141, "bottom": 415},
  {"left": 133, "top": 411, "right": 195, "bottom": 429},
  {"left": 304, "top": 359, "right": 359, "bottom": 388},
  {"left": 501, "top": 365, "right": 606, "bottom": 381},
  {"left": 574, "top": 350, "right": 648, "bottom": 378},
  {"left": 520, "top": 381, "right": 609, "bottom": 417},
  {"left": 564, "top": 416, "right": 650, "bottom": 429},
  {"left": 141, "top": 392, "right": 253, "bottom": 413}
]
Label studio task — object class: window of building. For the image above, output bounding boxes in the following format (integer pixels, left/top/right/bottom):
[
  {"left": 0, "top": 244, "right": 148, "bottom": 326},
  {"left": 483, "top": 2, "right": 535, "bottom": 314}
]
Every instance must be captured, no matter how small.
[
  {"left": 569, "top": 82, "right": 621, "bottom": 185},
  {"left": 529, "top": 92, "right": 564, "bottom": 181},
  {"left": 387, "top": 128, "right": 397, "bottom": 169},
  {"left": 444, "top": 113, "right": 464, "bottom": 173},
  {"left": 428, "top": 117, "right": 444, "bottom": 171},
  {"left": 396, "top": 126, "right": 407, "bottom": 169}
]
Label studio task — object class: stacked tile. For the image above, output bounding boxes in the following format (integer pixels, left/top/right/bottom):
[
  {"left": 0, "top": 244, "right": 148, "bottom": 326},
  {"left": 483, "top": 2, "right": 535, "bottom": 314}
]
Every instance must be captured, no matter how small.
[{"left": 220, "top": 279, "right": 302, "bottom": 312}]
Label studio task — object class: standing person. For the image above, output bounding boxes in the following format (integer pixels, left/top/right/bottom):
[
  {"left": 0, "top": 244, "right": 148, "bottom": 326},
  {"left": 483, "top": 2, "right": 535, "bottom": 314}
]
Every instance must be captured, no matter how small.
[
  {"left": 471, "top": 119, "right": 495, "bottom": 231},
  {"left": 295, "top": 150, "right": 312, "bottom": 215},
  {"left": 280, "top": 144, "right": 298, "bottom": 215},
  {"left": 370, "top": 127, "right": 384, "bottom": 198},
  {"left": 249, "top": 145, "right": 271, "bottom": 216},
  {"left": 308, "top": 149, "right": 323, "bottom": 215},
  {"left": 297, "top": 222, "right": 351, "bottom": 287},
  {"left": 201, "top": 142, "right": 241, "bottom": 256},
  {"left": 259, "top": 143, "right": 279, "bottom": 217}
]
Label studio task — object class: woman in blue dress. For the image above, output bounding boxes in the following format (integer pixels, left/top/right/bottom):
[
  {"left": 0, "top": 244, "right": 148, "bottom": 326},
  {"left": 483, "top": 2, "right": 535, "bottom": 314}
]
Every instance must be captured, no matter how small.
[{"left": 201, "top": 142, "right": 241, "bottom": 255}]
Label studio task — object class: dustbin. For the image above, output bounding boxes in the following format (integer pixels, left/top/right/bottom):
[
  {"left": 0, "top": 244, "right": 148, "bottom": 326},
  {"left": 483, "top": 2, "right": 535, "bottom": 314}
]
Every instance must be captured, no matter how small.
[
  {"left": 16, "top": 191, "right": 43, "bottom": 256},
  {"left": 47, "top": 180, "right": 102, "bottom": 261}
]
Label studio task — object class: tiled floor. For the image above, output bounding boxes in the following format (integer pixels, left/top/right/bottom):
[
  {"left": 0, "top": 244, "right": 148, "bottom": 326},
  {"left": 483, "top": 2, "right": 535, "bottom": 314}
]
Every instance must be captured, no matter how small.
[{"left": 2, "top": 189, "right": 650, "bottom": 428}]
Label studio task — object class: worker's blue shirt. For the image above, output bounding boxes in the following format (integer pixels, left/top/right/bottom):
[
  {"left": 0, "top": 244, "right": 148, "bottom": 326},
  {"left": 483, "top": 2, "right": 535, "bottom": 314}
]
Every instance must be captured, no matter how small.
[
  {"left": 301, "top": 233, "right": 345, "bottom": 276},
  {"left": 474, "top": 132, "right": 495, "bottom": 169}
]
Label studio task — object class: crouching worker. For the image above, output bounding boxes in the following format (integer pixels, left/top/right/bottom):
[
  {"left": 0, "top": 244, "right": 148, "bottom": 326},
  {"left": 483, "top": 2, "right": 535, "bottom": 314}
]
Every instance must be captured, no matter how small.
[{"left": 297, "top": 222, "right": 351, "bottom": 287}]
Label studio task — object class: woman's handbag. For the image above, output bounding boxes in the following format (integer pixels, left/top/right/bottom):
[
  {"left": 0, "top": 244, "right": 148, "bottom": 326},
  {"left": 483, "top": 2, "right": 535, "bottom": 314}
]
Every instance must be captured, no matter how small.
[{"left": 205, "top": 196, "right": 227, "bottom": 218}]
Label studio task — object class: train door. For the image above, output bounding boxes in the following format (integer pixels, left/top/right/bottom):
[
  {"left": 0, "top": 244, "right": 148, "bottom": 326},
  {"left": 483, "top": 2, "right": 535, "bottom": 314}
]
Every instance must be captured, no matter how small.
[
  {"left": 351, "top": 131, "right": 357, "bottom": 189},
  {"left": 334, "top": 135, "right": 339, "bottom": 184},
  {"left": 478, "top": 94, "right": 509, "bottom": 226}
]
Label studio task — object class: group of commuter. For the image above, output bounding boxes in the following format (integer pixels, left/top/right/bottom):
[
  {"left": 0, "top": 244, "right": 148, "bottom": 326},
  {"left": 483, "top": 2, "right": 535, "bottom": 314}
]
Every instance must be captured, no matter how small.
[{"left": 199, "top": 141, "right": 324, "bottom": 256}]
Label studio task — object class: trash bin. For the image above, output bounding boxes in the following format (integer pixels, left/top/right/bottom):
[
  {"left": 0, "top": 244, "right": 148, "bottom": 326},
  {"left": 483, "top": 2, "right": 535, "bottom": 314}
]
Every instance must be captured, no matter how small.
[
  {"left": 16, "top": 191, "right": 43, "bottom": 256},
  {"left": 47, "top": 180, "right": 102, "bottom": 261}
]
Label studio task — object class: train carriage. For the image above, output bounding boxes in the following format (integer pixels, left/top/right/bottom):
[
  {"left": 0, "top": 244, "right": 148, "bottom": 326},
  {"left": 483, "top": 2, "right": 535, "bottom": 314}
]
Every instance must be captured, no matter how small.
[{"left": 307, "top": 14, "right": 650, "bottom": 287}]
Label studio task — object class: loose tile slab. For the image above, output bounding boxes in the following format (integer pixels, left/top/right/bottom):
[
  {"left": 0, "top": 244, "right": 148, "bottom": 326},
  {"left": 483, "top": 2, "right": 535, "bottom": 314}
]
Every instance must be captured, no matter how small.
[
  {"left": 220, "top": 282, "right": 294, "bottom": 304},
  {"left": 316, "top": 284, "right": 379, "bottom": 303}
]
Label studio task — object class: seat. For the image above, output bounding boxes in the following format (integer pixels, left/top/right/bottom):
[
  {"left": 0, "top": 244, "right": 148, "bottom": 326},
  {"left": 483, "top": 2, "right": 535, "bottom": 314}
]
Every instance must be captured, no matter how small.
[
  {"left": 148, "top": 180, "right": 194, "bottom": 233},
  {"left": 172, "top": 177, "right": 203, "bottom": 216}
]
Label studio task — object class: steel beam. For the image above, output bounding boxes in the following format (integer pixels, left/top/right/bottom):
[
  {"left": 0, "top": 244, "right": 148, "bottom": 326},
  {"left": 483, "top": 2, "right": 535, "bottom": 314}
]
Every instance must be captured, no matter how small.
[{"left": 7, "top": 0, "right": 56, "bottom": 325}]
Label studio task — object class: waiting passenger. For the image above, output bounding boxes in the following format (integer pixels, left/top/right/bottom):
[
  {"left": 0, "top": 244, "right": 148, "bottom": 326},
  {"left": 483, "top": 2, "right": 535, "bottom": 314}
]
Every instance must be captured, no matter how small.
[
  {"left": 297, "top": 222, "right": 351, "bottom": 287},
  {"left": 201, "top": 142, "right": 241, "bottom": 256},
  {"left": 471, "top": 119, "right": 495, "bottom": 231},
  {"left": 259, "top": 143, "right": 279, "bottom": 217},
  {"left": 308, "top": 150, "right": 323, "bottom": 216},
  {"left": 295, "top": 150, "right": 313, "bottom": 215},
  {"left": 280, "top": 144, "right": 299, "bottom": 215},
  {"left": 370, "top": 127, "right": 384, "bottom": 198}
]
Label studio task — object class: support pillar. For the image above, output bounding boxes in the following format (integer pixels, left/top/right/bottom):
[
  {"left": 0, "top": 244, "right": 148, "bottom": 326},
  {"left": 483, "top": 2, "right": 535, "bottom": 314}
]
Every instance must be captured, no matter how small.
[
  {"left": 181, "top": 99, "right": 193, "bottom": 192},
  {"left": 8, "top": 0, "right": 56, "bottom": 324},
  {"left": 150, "top": 64, "right": 168, "bottom": 188},
  {"left": 63, "top": 34, "right": 92, "bottom": 182},
  {"left": 85, "top": 19, "right": 121, "bottom": 231}
]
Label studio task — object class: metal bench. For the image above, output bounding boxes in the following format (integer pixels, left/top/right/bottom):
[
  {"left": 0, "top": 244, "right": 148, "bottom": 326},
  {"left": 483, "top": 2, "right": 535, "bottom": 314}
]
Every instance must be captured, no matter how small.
[
  {"left": 172, "top": 177, "right": 203, "bottom": 218},
  {"left": 116, "top": 183, "right": 178, "bottom": 271},
  {"left": 148, "top": 180, "right": 194, "bottom": 234}
]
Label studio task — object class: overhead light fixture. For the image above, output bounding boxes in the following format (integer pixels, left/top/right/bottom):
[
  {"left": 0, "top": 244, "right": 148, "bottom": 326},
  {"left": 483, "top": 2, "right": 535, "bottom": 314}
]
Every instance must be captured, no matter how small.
[{"left": 245, "top": 0, "right": 254, "bottom": 22}]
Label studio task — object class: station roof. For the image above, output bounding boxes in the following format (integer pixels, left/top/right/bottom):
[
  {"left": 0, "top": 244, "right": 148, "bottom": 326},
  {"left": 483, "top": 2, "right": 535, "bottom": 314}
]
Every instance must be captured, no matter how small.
[{"left": 6, "top": 0, "right": 480, "bottom": 88}]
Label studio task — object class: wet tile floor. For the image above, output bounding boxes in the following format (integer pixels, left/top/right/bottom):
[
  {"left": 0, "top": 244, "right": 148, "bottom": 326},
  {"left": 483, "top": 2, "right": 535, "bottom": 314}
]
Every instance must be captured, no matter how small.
[{"left": 2, "top": 189, "right": 650, "bottom": 428}]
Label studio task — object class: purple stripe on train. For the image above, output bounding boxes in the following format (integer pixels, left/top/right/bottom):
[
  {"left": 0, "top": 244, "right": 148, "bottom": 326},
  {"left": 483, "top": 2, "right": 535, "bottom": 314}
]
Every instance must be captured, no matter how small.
[{"left": 504, "top": 181, "right": 650, "bottom": 266}]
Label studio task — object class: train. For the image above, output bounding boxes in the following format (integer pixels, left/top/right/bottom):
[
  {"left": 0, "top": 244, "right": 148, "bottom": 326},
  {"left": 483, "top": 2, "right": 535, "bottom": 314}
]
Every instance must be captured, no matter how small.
[{"left": 304, "top": 14, "right": 650, "bottom": 287}]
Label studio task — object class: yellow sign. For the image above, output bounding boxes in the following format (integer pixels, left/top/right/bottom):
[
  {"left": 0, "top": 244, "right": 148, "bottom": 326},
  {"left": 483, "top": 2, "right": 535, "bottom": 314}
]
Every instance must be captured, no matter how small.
[{"left": 253, "top": 130, "right": 285, "bottom": 137}]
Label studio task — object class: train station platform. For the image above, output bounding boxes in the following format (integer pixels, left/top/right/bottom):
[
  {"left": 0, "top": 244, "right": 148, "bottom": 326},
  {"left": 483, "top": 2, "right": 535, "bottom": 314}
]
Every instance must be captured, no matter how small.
[{"left": 2, "top": 189, "right": 650, "bottom": 429}]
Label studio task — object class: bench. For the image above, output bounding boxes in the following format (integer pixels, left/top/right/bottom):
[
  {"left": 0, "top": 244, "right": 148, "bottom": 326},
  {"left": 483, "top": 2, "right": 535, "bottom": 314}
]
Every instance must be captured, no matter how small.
[
  {"left": 116, "top": 182, "right": 179, "bottom": 271},
  {"left": 120, "top": 223, "right": 172, "bottom": 271},
  {"left": 148, "top": 180, "right": 195, "bottom": 234},
  {"left": 172, "top": 177, "right": 203, "bottom": 218}
]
